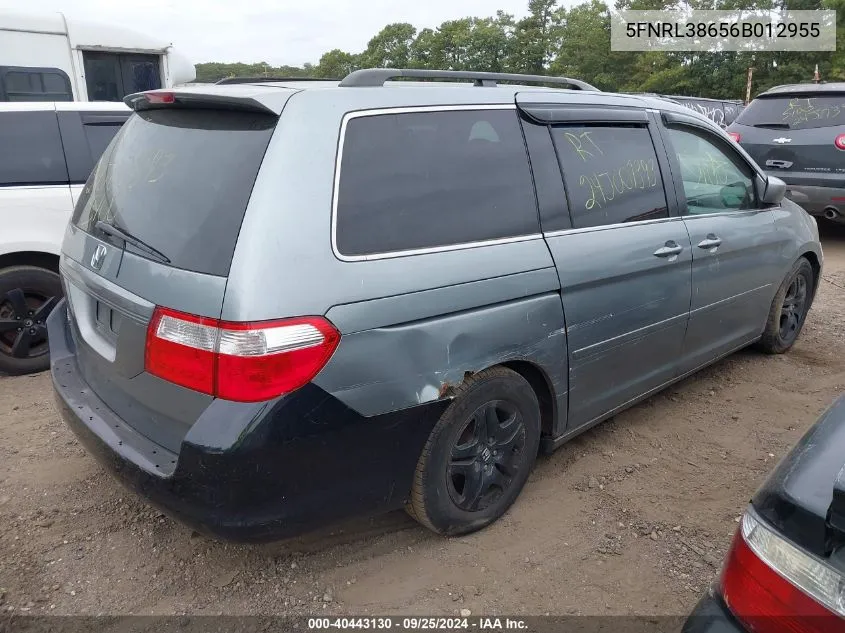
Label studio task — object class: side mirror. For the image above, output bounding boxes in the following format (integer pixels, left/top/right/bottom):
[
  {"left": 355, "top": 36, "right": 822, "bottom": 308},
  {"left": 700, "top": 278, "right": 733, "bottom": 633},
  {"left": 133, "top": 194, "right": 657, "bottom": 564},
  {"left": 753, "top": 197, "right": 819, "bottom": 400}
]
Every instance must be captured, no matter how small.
[{"left": 758, "top": 175, "right": 787, "bottom": 205}]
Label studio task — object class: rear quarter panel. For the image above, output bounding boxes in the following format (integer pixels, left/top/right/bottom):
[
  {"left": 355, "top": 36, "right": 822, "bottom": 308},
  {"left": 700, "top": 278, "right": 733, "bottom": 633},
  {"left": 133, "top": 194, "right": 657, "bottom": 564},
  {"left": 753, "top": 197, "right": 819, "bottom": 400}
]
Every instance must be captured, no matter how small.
[{"left": 225, "top": 88, "right": 569, "bottom": 423}]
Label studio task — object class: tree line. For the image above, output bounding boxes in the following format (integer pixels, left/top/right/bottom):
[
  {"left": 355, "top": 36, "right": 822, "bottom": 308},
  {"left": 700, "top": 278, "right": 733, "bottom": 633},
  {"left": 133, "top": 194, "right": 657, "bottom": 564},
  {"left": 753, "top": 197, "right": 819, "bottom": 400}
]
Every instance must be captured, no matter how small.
[{"left": 194, "top": 0, "right": 845, "bottom": 100}]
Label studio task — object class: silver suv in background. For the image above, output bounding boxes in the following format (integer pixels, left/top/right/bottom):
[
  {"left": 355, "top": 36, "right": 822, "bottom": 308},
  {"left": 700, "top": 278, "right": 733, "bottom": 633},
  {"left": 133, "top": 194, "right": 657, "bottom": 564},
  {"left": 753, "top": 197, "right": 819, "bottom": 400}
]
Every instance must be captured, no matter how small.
[
  {"left": 727, "top": 83, "right": 845, "bottom": 224},
  {"left": 49, "top": 69, "right": 822, "bottom": 542}
]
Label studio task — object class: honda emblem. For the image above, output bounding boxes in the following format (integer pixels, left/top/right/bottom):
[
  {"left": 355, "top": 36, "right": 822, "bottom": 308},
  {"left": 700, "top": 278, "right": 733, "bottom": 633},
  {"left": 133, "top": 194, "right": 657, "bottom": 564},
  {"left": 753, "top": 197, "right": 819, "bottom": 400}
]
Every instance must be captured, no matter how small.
[{"left": 90, "top": 244, "right": 107, "bottom": 270}]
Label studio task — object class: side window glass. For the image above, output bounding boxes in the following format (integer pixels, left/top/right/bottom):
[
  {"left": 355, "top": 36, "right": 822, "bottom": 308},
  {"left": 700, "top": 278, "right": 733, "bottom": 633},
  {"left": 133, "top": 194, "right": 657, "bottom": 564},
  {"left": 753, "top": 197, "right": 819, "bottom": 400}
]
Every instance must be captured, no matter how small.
[
  {"left": 42, "top": 72, "right": 73, "bottom": 101},
  {"left": 0, "top": 67, "right": 72, "bottom": 102},
  {"left": 551, "top": 125, "right": 669, "bottom": 229},
  {"left": 522, "top": 120, "right": 570, "bottom": 232},
  {"left": 120, "top": 57, "right": 162, "bottom": 94},
  {"left": 0, "top": 112, "right": 68, "bottom": 186},
  {"left": 83, "top": 55, "right": 122, "bottom": 102},
  {"left": 666, "top": 127, "right": 756, "bottom": 216},
  {"left": 83, "top": 123, "right": 126, "bottom": 161},
  {"left": 335, "top": 109, "right": 538, "bottom": 256},
  {"left": 82, "top": 53, "right": 162, "bottom": 101}
]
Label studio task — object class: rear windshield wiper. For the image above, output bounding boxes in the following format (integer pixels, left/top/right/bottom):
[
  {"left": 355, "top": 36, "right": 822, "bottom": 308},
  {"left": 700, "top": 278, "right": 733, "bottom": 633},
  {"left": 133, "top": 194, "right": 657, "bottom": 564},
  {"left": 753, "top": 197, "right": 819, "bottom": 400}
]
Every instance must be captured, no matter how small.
[
  {"left": 95, "top": 221, "right": 171, "bottom": 264},
  {"left": 751, "top": 122, "right": 791, "bottom": 129}
]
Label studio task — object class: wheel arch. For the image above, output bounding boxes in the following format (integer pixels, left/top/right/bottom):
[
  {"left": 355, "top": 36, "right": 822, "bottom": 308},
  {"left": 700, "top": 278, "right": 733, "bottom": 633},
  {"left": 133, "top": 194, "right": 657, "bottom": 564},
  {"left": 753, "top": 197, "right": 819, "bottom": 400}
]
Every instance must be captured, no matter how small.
[
  {"left": 498, "top": 360, "right": 557, "bottom": 439},
  {"left": 0, "top": 251, "right": 61, "bottom": 275},
  {"left": 800, "top": 250, "right": 821, "bottom": 302}
]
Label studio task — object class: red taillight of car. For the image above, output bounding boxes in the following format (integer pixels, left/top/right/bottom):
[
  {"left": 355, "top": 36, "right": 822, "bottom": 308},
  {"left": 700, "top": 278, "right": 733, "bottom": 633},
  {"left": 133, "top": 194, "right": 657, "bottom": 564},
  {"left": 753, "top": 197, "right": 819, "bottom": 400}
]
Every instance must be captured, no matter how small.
[
  {"left": 728, "top": 132, "right": 741, "bottom": 143},
  {"left": 835, "top": 134, "right": 845, "bottom": 151},
  {"left": 720, "top": 511, "right": 845, "bottom": 633},
  {"left": 145, "top": 91, "right": 176, "bottom": 104},
  {"left": 145, "top": 307, "right": 340, "bottom": 402}
]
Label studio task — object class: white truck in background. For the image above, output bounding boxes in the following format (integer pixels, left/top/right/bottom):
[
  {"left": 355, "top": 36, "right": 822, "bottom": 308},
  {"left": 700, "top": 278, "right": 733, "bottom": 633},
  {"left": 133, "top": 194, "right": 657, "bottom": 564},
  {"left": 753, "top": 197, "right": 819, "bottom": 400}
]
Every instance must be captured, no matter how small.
[
  {"left": 0, "top": 9, "right": 195, "bottom": 102},
  {"left": 0, "top": 10, "right": 194, "bottom": 375}
]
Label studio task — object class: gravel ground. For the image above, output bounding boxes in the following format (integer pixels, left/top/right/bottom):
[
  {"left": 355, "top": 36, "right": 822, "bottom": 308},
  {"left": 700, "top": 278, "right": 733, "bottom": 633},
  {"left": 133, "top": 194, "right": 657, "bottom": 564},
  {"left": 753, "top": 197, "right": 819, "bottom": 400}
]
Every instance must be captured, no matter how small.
[{"left": 1, "top": 223, "right": 844, "bottom": 618}]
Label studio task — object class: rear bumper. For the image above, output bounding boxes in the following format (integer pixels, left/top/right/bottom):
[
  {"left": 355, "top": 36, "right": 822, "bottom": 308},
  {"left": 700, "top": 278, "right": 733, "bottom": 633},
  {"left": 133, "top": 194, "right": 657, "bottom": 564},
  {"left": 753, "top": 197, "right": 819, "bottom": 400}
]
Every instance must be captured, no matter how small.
[
  {"left": 781, "top": 182, "right": 845, "bottom": 220},
  {"left": 48, "top": 300, "right": 448, "bottom": 542},
  {"left": 682, "top": 589, "right": 746, "bottom": 633}
]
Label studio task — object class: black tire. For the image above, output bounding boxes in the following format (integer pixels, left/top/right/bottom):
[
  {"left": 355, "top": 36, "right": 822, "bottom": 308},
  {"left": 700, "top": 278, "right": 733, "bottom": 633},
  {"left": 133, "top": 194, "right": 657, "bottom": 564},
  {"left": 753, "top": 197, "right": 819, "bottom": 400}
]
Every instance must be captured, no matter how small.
[
  {"left": 406, "top": 366, "right": 541, "bottom": 536},
  {"left": 0, "top": 266, "right": 63, "bottom": 376},
  {"left": 757, "top": 257, "right": 815, "bottom": 355}
]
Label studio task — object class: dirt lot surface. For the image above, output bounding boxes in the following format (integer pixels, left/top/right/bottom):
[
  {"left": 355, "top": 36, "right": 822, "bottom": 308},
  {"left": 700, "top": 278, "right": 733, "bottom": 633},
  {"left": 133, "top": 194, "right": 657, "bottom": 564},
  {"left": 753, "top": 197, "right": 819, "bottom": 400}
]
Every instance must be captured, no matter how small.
[{"left": 2, "top": 224, "right": 845, "bottom": 618}]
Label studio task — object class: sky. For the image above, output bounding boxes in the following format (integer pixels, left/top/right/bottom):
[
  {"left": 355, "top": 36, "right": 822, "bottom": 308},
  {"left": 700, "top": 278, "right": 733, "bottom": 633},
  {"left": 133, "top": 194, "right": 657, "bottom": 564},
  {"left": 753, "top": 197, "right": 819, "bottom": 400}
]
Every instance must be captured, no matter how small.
[{"left": 14, "top": 0, "right": 549, "bottom": 66}]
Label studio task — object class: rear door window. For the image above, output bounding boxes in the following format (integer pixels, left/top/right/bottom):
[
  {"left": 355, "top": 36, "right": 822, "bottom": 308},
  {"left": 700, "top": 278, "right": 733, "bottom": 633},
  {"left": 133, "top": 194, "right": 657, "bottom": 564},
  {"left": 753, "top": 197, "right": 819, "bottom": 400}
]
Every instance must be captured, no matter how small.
[
  {"left": 72, "top": 108, "right": 277, "bottom": 276},
  {"left": 82, "top": 117, "right": 127, "bottom": 160},
  {"left": 0, "top": 111, "right": 68, "bottom": 186},
  {"left": 335, "top": 108, "right": 538, "bottom": 257},
  {"left": 57, "top": 111, "right": 130, "bottom": 183},
  {"left": 736, "top": 95, "right": 845, "bottom": 130},
  {"left": 551, "top": 125, "right": 669, "bottom": 229}
]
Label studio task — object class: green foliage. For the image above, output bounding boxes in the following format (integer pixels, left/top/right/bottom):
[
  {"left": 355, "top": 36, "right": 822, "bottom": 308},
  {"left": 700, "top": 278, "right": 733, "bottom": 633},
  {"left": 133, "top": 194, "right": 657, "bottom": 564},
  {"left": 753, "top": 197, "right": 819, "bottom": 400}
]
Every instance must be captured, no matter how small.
[
  {"left": 315, "top": 50, "right": 360, "bottom": 79},
  {"left": 194, "top": 0, "right": 842, "bottom": 98},
  {"left": 359, "top": 23, "right": 417, "bottom": 69},
  {"left": 194, "top": 62, "right": 310, "bottom": 83},
  {"left": 510, "top": 0, "right": 562, "bottom": 74}
]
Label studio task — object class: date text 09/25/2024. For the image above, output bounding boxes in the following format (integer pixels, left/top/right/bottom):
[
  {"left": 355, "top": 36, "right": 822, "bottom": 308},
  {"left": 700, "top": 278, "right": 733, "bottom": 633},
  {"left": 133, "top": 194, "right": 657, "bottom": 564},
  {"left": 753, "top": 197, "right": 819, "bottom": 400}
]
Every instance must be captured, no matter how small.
[{"left": 307, "top": 618, "right": 529, "bottom": 631}]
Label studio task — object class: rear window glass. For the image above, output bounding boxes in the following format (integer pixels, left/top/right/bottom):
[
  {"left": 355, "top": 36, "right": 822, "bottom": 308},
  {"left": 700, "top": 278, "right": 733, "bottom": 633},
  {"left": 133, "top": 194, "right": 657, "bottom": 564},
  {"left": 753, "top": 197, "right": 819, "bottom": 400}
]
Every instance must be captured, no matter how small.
[
  {"left": 551, "top": 125, "right": 669, "bottom": 229},
  {"left": 736, "top": 95, "right": 845, "bottom": 130},
  {"left": 72, "top": 108, "right": 276, "bottom": 276},
  {"left": 0, "top": 111, "right": 68, "bottom": 185},
  {"left": 335, "top": 109, "right": 538, "bottom": 257}
]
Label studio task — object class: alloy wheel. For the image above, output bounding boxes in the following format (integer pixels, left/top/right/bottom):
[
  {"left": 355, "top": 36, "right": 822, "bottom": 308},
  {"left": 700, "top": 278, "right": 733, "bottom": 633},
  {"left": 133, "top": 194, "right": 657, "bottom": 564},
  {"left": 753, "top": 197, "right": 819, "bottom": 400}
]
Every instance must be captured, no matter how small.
[
  {"left": 446, "top": 400, "right": 527, "bottom": 512},
  {"left": 0, "top": 289, "right": 56, "bottom": 359}
]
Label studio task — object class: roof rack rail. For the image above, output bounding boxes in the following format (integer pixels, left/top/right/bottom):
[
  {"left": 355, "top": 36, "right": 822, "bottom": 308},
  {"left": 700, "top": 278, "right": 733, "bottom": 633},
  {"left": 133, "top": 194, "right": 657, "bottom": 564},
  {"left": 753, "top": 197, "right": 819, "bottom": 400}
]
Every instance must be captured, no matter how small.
[
  {"left": 215, "top": 77, "right": 337, "bottom": 85},
  {"left": 339, "top": 68, "right": 599, "bottom": 91}
]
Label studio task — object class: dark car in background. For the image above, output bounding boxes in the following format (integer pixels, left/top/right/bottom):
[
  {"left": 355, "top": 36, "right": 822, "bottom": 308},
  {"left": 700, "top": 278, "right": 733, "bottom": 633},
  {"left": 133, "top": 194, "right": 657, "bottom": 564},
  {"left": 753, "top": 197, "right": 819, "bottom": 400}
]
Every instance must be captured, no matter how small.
[
  {"left": 627, "top": 93, "right": 745, "bottom": 128},
  {"left": 684, "top": 394, "right": 845, "bottom": 633},
  {"left": 664, "top": 95, "right": 745, "bottom": 128},
  {"left": 727, "top": 83, "right": 845, "bottom": 226}
]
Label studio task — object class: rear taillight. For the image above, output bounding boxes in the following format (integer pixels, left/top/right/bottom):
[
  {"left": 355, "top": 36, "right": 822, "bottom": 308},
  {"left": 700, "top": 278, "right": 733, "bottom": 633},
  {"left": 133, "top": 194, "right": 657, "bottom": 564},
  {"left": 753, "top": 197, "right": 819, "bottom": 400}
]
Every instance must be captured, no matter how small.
[
  {"left": 145, "top": 307, "right": 340, "bottom": 402},
  {"left": 835, "top": 134, "right": 845, "bottom": 151},
  {"left": 145, "top": 91, "right": 176, "bottom": 104},
  {"left": 720, "top": 510, "right": 845, "bottom": 633},
  {"left": 728, "top": 132, "right": 741, "bottom": 142}
]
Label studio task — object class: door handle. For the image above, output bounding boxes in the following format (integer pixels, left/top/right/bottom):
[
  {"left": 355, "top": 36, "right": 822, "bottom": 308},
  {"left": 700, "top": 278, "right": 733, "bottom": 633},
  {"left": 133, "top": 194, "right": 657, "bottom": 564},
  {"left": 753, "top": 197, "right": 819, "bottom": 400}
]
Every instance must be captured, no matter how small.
[
  {"left": 654, "top": 241, "right": 683, "bottom": 258},
  {"left": 698, "top": 235, "right": 722, "bottom": 250},
  {"left": 766, "top": 159, "right": 793, "bottom": 169}
]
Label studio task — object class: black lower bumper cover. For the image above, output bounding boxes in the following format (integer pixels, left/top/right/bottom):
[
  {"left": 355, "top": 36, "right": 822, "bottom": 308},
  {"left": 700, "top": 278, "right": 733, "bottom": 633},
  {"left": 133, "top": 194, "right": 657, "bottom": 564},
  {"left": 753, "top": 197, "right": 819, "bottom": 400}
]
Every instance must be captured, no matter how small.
[
  {"left": 682, "top": 590, "right": 745, "bottom": 633},
  {"left": 49, "top": 300, "right": 448, "bottom": 542}
]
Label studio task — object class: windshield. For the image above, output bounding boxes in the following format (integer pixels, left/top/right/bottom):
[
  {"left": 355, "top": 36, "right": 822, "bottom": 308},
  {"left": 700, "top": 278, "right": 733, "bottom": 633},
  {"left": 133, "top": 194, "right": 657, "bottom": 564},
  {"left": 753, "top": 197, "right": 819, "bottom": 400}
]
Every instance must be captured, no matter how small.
[
  {"left": 72, "top": 108, "right": 277, "bottom": 276},
  {"left": 735, "top": 94, "right": 845, "bottom": 130}
]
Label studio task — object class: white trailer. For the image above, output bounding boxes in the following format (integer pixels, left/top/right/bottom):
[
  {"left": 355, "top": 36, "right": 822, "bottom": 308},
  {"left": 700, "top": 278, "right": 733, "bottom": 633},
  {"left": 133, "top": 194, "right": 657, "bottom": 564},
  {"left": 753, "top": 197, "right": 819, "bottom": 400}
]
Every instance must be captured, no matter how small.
[{"left": 0, "top": 9, "right": 195, "bottom": 102}]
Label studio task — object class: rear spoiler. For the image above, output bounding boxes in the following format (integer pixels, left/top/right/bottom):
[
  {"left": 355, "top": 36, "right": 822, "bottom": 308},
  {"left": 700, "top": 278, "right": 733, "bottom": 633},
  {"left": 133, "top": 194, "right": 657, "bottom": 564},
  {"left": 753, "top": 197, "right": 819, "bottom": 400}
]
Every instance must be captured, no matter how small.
[{"left": 124, "top": 89, "right": 286, "bottom": 116}]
